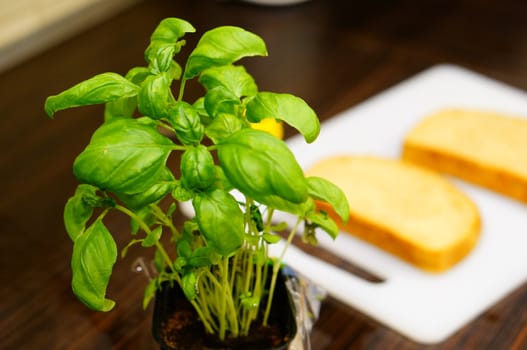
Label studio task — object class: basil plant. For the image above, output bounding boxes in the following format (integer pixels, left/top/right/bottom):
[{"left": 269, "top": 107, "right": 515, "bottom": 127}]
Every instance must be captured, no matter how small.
[{"left": 45, "top": 18, "right": 349, "bottom": 341}]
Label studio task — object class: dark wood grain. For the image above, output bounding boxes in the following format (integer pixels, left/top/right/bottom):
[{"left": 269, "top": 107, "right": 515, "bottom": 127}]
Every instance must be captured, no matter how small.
[{"left": 2, "top": 0, "right": 527, "bottom": 349}]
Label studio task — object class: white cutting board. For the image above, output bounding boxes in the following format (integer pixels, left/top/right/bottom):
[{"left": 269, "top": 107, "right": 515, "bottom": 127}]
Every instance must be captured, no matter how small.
[{"left": 271, "top": 64, "right": 527, "bottom": 344}]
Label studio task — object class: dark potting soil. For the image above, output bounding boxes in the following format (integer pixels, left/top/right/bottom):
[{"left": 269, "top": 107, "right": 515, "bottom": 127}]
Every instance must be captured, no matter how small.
[
  {"left": 160, "top": 308, "right": 291, "bottom": 350},
  {"left": 154, "top": 269, "right": 297, "bottom": 350}
]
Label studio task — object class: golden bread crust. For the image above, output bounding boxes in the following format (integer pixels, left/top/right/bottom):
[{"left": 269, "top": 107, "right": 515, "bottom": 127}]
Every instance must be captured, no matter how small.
[
  {"left": 307, "top": 155, "right": 480, "bottom": 272},
  {"left": 403, "top": 109, "right": 527, "bottom": 203}
]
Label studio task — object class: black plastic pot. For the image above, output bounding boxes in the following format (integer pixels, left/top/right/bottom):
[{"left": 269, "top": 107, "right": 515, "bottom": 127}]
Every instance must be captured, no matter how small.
[{"left": 152, "top": 268, "right": 297, "bottom": 350}]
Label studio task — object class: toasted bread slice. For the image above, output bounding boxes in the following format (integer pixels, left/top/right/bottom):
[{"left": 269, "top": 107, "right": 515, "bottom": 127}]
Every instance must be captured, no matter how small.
[
  {"left": 307, "top": 155, "right": 480, "bottom": 272},
  {"left": 403, "top": 109, "right": 527, "bottom": 203}
]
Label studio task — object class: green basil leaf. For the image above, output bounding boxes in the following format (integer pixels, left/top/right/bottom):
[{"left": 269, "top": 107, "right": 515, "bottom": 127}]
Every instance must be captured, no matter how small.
[
  {"left": 169, "top": 61, "right": 183, "bottom": 80},
  {"left": 262, "top": 233, "right": 281, "bottom": 244},
  {"left": 103, "top": 67, "right": 151, "bottom": 120},
  {"left": 149, "top": 17, "right": 195, "bottom": 45},
  {"left": 192, "top": 189, "right": 244, "bottom": 256},
  {"left": 172, "top": 181, "right": 195, "bottom": 202},
  {"left": 184, "top": 26, "right": 267, "bottom": 79},
  {"left": 45, "top": 73, "right": 140, "bottom": 117},
  {"left": 143, "top": 278, "right": 158, "bottom": 310},
  {"left": 146, "top": 43, "right": 178, "bottom": 74},
  {"left": 214, "top": 165, "right": 234, "bottom": 191},
  {"left": 177, "top": 240, "right": 192, "bottom": 259},
  {"left": 182, "top": 220, "right": 199, "bottom": 239},
  {"left": 217, "top": 128, "right": 308, "bottom": 205},
  {"left": 180, "top": 145, "right": 216, "bottom": 191},
  {"left": 270, "top": 221, "right": 289, "bottom": 232},
  {"left": 307, "top": 176, "right": 350, "bottom": 224},
  {"left": 130, "top": 206, "right": 156, "bottom": 235},
  {"left": 137, "top": 73, "right": 173, "bottom": 119},
  {"left": 204, "top": 86, "right": 241, "bottom": 119},
  {"left": 154, "top": 249, "right": 166, "bottom": 272},
  {"left": 262, "top": 195, "right": 314, "bottom": 216},
  {"left": 240, "top": 295, "right": 260, "bottom": 311},
  {"left": 121, "top": 238, "right": 142, "bottom": 258},
  {"left": 188, "top": 246, "right": 221, "bottom": 268},
  {"left": 167, "top": 202, "right": 177, "bottom": 217},
  {"left": 142, "top": 226, "right": 163, "bottom": 247},
  {"left": 104, "top": 97, "right": 137, "bottom": 120},
  {"left": 126, "top": 67, "right": 152, "bottom": 84},
  {"left": 199, "top": 65, "right": 258, "bottom": 98},
  {"left": 205, "top": 113, "right": 244, "bottom": 143},
  {"left": 192, "top": 97, "right": 209, "bottom": 118},
  {"left": 64, "top": 184, "right": 98, "bottom": 241},
  {"left": 73, "top": 118, "right": 173, "bottom": 194},
  {"left": 145, "top": 45, "right": 184, "bottom": 76},
  {"left": 182, "top": 271, "right": 197, "bottom": 300},
  {"left": 71, "top": 219, "right": 117, "bottom": 311},
  {"left": 306, "top": 210, "right": 339, "bottom": 240},
  {"left": 145, "top": 17, "right": 194, "bottom": 73},
  {"left": 118, "top": 167, "right": 175, "bottom": 210},
  {"left": 174, "top": 256, "right": 188, "bottom": 271},
  {"left": 168, "top": 101, "right": 204, "bottom": 145},
  {"left": 245, "top": 92, "right": 320, "bottom": 143}
]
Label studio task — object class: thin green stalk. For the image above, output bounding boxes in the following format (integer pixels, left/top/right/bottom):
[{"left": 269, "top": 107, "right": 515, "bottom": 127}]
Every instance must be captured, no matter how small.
[
  {"left": 95, "top": 208, "right": 111, "bottom": 222},
  {"left": 196, "top": 279, "right": 218, "bottom": 333},
  {"left": 193, "top": 273, "right": 220, "bottom": 334},
  {"left": 243, "top": 248, "right": 254, "bottom": 296},
  {"left": 177, "top": 77, "right": 187, "bottom": 101},
  {"left": 239, "top": 252, "right": 252, "bottom": 334},
  {"left": 218, "top": 258, "right": 229, "bottom": 340},
  {"left": 229, "top": 252, "right": 239, "bottom": 290},
  {"left": 151, "top": 204, "right": 180, "bottom": 237},
  {"left": 190, "top": 298, "right": 215, "bottom": 334},
  {"left": 114, "top": 204, "right": 175, "bottom": 272},
  {"left": 265, "top": 208, "right": 275, "bottom": 232},
  {"left": 222, "top": 257, "right": 241, "bottom": 339},
  {"left": 209, "top": 257, "right": 241, "bottom": 339},
  {"left": 170, "top": 145, "right": 188, "bottom": 151},
  {"left": 241, "top": 247, "right": 263, "bottom": 335},
  {"left": 201, "top": 268, "right": 224, "bottom": 288},
  {"left": 238, "top": 196, "right": 255, "bottom": 334},
  {"left": 197, "top": 268, "right": 227, "bottom": 334},
  {"left": 262, "top": 217, "right": 302, "bottom": 326},
  {"left": 225, "top": 282, "right": 239, "bottom": 337},
  {"left": 253, "top": 251, "right": 263, "bottom": 306}
]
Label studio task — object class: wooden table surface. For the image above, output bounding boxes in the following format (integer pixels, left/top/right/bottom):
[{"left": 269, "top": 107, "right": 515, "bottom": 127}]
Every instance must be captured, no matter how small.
[{"left": 1, "top": 0, "right": 527, "bottom": 349}]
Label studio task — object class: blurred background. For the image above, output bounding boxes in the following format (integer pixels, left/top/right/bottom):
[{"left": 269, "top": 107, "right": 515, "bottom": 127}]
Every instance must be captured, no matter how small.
[
  {"left": 0, "top": 0, "right": 139, "bottom": 72},
  {"left": 2, "top": 1, "right": 527, "bottom": 349}
]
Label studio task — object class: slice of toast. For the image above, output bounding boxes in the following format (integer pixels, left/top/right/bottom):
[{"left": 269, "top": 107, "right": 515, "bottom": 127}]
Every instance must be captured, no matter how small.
[
  {"left": 306, "top": 155, "right": 480, "bottom": 272},
  {"left": 403, "top": 108, "right": 527, "bottom": 203}
]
